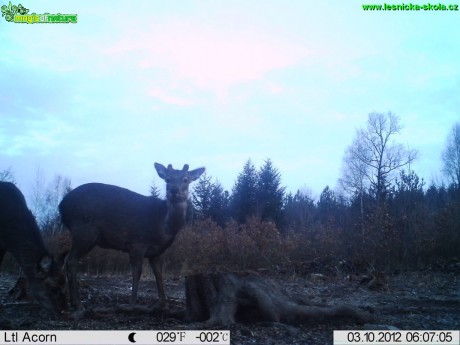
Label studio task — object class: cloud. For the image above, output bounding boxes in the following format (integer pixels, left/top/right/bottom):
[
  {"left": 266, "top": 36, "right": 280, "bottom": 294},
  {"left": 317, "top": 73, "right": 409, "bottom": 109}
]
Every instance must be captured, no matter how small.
[
  {"left": 0, "top": 114, "right": 73, "bottom": 156},
  {"left": 102, "top": 19, "right": 310, "bottom": 100},
  {"left": 148, "top": 87, "right": 194, "bottom": 106},
  {"left": 1, "top": 1, "right": 458, "bottom": 197}
]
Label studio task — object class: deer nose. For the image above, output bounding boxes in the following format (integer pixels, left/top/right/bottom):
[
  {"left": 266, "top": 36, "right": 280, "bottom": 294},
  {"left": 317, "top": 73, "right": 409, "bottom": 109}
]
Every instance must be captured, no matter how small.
[{"left": 170, "top": 186, "right": 180, "bottom": 195}]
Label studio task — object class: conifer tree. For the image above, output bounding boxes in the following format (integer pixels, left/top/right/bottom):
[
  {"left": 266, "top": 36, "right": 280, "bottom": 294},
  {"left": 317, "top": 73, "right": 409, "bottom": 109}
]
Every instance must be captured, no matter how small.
[
  {"left": 230, "top": 159, "right": 258, "bottom": 223},
  {"left": 256, "top": 159, "right": 285, "bottom": 227},
  {"left": 192, "top": 172, "right": 213, "bottom": 218},
  {"left": 192, "top": 173, "right": 230, "bottom": 225}
]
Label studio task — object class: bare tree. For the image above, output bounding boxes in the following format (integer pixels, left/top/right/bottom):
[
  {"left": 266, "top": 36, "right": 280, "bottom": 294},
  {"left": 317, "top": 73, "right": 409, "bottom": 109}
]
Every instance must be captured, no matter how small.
[
  {"left": 30, "top": 166, "right": 46, "bottom": 220},
  {"left": 341, "top": 112, "right": 418, "bottom": 202},
  {"left": 339, "top": 112, "right": 418, "bottom": 254},
  {"left": 43, "top": 175, "right": 72, "bottom": 234},
  {"left": 340, "top": 137, "right": 368, "bottom": 195},
  {"left": 0, "top": 167, "right": 16, "bottom": 183},
  {"left": 29, "top": 167, "right": 71, "bottom": 233},
  {"left": 442, "top": 122, "right": 460, "bottom": 187},
  {"left": 339, "top": 137, "right": 369, "bottom": 234}
]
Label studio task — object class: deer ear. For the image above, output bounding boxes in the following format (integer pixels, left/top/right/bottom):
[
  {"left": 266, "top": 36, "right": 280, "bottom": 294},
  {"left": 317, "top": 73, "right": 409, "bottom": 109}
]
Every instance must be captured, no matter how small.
[
  {"left": 189, "top": 167, "right": 205, "bottom": 181},
  {"left": 154, "top": 163, "right": 168, "bottom": 180}
]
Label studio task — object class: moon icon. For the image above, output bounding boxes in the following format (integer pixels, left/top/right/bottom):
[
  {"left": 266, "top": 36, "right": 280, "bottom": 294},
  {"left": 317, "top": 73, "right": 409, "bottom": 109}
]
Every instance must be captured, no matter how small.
[{"left": 128, "top": 332, "right": 136, "bottom": 343}]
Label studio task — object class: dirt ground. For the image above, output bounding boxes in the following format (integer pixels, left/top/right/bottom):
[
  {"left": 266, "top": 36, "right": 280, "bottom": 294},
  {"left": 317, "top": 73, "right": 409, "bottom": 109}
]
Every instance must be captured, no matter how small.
[{"left": 0, "top": 271, "right": 458, "bottom": 345}]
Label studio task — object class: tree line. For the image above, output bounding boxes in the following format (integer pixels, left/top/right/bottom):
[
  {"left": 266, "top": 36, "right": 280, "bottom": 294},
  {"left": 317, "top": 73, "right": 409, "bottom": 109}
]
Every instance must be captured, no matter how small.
[
  {"left": 187, "top": 113, "right": 460, "bottom": 270},
  {"left": 1, "top": 112, "right": 459, "bottom": 272}
]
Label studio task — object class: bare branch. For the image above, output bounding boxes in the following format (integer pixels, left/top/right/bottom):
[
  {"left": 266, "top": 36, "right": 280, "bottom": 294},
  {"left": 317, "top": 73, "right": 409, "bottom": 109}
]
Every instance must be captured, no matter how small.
[{"left": 339, "top": 112, "right": 418, "bottom": 200}]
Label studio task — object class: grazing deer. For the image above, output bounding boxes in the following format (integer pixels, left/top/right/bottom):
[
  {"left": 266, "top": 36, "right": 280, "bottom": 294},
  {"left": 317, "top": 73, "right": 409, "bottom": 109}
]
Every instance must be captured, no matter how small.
[
  {"left": 0, "top": 182, "right": 67, "bottom": 314},
  {"left": 59, "top": 163, "right": 205, "bottom": 310}
]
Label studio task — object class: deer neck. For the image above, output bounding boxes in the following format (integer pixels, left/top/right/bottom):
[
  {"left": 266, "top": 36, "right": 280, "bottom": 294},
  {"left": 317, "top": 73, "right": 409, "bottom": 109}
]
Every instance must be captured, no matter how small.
[{"left": 165, "top": 200, "right": 187, "bottom": 233}]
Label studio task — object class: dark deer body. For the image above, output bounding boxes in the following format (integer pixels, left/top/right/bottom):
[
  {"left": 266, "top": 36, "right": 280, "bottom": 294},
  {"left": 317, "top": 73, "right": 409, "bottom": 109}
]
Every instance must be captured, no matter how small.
[
  {"left": 59, "top": 163, "right": 205, "bottom": 310},
  {"left": 0, "top": 182, "right": 66, "bottom": 313}
]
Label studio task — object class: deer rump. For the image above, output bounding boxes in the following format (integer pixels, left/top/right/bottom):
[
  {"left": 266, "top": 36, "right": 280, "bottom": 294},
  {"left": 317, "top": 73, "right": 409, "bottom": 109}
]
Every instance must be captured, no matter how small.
[{"left": 60, "top": 183, "right": 174, "bottom": 256}]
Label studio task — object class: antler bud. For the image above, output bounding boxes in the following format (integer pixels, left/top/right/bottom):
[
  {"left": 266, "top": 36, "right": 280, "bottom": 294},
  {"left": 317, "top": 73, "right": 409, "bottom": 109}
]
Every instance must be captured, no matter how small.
[
  {"left": 182, "top": 164, "right": 189, "bottom": 172},
  {"left": 167, "top": 164, "right": 173, "bottom": 170}
]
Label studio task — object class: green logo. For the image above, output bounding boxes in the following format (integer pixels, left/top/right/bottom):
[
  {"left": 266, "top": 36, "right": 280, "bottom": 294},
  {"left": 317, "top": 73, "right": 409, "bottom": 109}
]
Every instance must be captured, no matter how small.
[
  {"left": 1, "top": 2, "right": 28, "bottom": 21},
  {"left": 1, "top": 2, "right": 77, "bottom": 24}
]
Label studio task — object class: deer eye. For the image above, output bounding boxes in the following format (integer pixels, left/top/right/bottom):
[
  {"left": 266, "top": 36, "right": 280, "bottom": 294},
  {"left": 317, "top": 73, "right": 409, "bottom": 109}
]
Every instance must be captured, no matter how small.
[{"left": 183, "top": 177, "right": 189, "bottom": 183}]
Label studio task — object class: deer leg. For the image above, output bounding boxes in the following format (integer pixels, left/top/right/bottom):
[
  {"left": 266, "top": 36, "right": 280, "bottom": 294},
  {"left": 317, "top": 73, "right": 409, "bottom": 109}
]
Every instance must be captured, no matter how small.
[
  {"left": 149, "top": 256, "right": 166, "bottom": 308},
  {"left": 65, "top": 249, "right": 81, "bottom": 311},
  {"left": 129, "top": 247, "right": 145, "bottom": 305},
  {"left": 65, "top": 224, "right": 98, "bottom": 311}
]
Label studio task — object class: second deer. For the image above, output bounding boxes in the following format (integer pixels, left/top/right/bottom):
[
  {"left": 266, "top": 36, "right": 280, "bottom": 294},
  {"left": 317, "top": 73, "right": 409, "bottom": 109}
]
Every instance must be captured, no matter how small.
[
  {"left": 0, "top": 182, "right": 67, "bottom": 314},
  {"left": 59, "top": 163, "right": 205, "bottom": 310}
]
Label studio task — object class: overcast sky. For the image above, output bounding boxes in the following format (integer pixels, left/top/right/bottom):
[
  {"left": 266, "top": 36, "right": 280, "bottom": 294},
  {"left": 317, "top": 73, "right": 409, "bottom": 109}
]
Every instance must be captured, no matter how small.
[{"left": 1, "top": 0, "right": 459, "bottom": 201}]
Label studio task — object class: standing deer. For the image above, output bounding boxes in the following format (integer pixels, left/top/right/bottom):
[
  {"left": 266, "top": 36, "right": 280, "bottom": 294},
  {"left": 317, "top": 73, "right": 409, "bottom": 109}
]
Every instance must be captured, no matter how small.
[
  {"left": 59, "top": 163, "right": 205, "bottom": 310},
  {"left": 0, "top": 182, "right": 67, "bottom": 313}
]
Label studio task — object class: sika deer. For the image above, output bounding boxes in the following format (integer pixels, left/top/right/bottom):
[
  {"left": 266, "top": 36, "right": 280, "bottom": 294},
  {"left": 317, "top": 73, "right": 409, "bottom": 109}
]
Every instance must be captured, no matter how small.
[
  {"left": 59, "top": 163, "right": 205, "bottom": 310},
  {"left": 0, "top": 182, "right": 67, "bottom": 313}
]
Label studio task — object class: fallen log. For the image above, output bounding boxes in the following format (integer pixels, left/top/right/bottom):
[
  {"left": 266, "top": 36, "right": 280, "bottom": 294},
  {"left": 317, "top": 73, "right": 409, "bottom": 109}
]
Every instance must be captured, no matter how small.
[{"left": 185, "top": 272, "right": 370, "bottom": 326}]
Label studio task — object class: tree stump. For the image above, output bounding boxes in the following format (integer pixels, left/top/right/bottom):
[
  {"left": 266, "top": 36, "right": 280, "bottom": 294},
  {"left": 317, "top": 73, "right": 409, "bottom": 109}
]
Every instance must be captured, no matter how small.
[{"left": 185, "top": 272, "right": 370, "bottom": 326}]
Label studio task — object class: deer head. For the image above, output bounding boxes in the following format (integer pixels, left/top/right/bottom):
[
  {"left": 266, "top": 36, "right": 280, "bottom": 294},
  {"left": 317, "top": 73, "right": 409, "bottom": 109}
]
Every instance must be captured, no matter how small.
[{"left": 154, "top": 163, "right": 205, "bottom": 204}]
